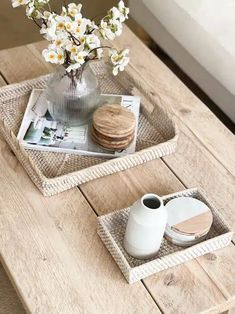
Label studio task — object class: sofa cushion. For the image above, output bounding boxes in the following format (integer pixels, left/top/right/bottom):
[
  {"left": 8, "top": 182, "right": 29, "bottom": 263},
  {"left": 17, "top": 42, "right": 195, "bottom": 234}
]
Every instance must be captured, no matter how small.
[{"left": 142, "top": 0, "right": 235, "bottom": 96}]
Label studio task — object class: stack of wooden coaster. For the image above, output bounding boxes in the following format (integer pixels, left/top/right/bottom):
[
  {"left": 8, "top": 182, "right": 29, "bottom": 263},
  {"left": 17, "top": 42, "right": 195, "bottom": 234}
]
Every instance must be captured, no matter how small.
[{"left": 92, "top": 104, "right": 136, "bottom": 150}]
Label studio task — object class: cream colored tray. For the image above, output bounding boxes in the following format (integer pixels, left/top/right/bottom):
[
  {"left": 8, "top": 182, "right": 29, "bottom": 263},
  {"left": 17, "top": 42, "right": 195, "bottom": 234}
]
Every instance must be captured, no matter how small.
[
  {"left": 0, "top": 63, "right": 178, "bottom": 196},
  {"left": 97, "top": 188, "right": 233, "bottom": 284}
]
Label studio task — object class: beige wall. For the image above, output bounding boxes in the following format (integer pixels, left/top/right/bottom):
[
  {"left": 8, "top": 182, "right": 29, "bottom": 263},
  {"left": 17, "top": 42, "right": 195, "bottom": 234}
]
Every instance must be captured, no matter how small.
[{"left": 0, "top": 0, "right": 118, "bottom": 50}]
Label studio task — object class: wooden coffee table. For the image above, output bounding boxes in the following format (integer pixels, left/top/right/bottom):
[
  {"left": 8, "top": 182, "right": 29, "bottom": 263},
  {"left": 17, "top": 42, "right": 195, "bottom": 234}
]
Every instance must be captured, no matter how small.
[{"left": 0, "top": 25, "right": 234, "bottom": 314}]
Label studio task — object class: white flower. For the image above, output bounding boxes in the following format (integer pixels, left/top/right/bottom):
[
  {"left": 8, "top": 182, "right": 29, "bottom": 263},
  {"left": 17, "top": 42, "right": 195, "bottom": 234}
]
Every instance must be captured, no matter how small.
[
  {"left": 26, "top": 2, "right": 42, "bottom": 19},
  {"left": 86, "top": 19, "right": 98, "bottom": 33},
  {"left": 56, "top": 48, "right": 65, "bottom": 64},
  {"left": 66, "top": 63, "right": 81, "bottom": 72},
  {"left": 110, "top": 7, "right": 122, "bottom": 21},
  {"left": 82, "top": 34, "right": 102, "bottom": 59},
  {"left": 74, "top": 50, "right": 88, "bottom": 65},
  {"left": 66, "top": 43, "right": 79, "bottom": 59},
  {"left": 99, "top": 20, "right": 115, "bottom": 40},
  {"left": 118, "top": 0, "right": 129, "bottom": 22},
  {"left": 95, "top": 48, "right": 103, "bottom": 59},
  {"left": 71, "top": 19, "right": 87, "bottom": 38},
  {"left": 40, "top": 13, "right": 58, "bottom": 40},
  {"left": 42, "top": 48, "right": 65, "bottom": 65},
  {"left": 51, "top": 35, "right": 69, "bottom": 49},
  {"left": 38, "top": 0, "right": 50, "bottom": 3},
  {"left": 83, "top": 34, "right": 100, "bottom": 51},
  {"left": 108, "top": 1, "right": 129, "bottom": 24},
  {"left": 65, "top": 21, "right": 73, "bottom": 32},
  {"left": 110, "top": 48, "right": 130, "bottom": 76},
  {"left": 112, "top": 20, "right": 123, "bottom": 37},
  {"left": 26, "top": 4, "right": 35, "bottom": 17},
  {"left": 42, "top": 49, "right": 58, "bottom": 64},
  {"left": 11, "top": 0, "right": 30, "bottom": 8},
  {"left": 12, "top": 0, "right": 130, "bottom": 76},
  {"left": 74, "top": 12, "right": 83, "bottom": 24},
  {"left": 68, "top": 3, "right": 82, "bottom": 18},
  {"left": 55, "top": 15, "right": 66, "bottom": 31},
  {"left": 99, "top": 19, "right": 123, "bottom": 40},
  {"left": 43, "top": 11, "right": 51, "bottom": 20}
]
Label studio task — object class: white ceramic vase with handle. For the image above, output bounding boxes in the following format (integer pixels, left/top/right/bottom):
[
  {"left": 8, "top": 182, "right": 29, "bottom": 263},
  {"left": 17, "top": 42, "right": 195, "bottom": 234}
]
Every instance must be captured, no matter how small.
[{"left": 124, "top": 193, "right": 167, "bottom": 259}]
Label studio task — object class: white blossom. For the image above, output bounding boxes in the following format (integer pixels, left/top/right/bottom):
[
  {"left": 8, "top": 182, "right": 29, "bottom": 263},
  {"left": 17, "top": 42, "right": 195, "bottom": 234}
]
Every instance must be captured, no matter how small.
[
  {"left": 40, "top": 13, "right": 58, "bottom": 40},
  {"left": 12, "top": 0, "right": 130, "bottom": 76},
  {"left": 56, "top": 48, "right": 65, "bottom": 64},
  {"left": 66, "top": 62, "right": 81, "bottom": 72},
  {"left": 50, "top": 35, "right": 69, "bottom": 49},
  {"left": 71, "top": 19, "right": 87, "bottom": 38},
  {"left": 99, "top": 20, "right": 121, "bottom": 41},
  {"left": 66, "top": 43, "right": 79, "bottom": 60},
  {"left": 67, "top": 3, "right": 82, "bottom": 18},
  {"left": 42, "top": 47, "right": 65, "bottom": 64},
  {"left": 11, "top": 0, "right": 30, "bottom": 8},
  {"left": 118, "top": 0, "right": 129, "bottom": 22},
  {"left": 42, "top": 49, "right": 58, "bottom": 64},
  {"left": 110, "top": 48, "right": 130, "bottom": 76},
  {"left": 83, "top": 34, "right": 100, "bottom": 51},
  {"left": 74, "top": 50, "right": 88, "bottom": 65},
  {"left": 99, "top": 1, "right": 127, "bottom": 41}
]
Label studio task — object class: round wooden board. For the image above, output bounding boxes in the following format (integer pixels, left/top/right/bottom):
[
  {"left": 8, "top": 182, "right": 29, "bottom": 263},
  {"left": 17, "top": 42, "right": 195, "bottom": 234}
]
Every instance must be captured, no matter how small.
[{"left": 165, "top": 197, "right": 213, "bottom": 238}]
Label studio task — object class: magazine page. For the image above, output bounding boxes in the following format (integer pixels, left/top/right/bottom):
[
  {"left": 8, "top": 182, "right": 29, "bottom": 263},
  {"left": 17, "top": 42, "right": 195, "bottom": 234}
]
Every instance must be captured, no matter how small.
[{"left": 17, "top": 89, "right": 140, "bottom": 158}]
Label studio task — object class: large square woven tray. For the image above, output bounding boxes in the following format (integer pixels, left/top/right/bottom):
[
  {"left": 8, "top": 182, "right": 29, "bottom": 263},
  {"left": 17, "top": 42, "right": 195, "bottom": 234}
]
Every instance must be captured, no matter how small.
[
  {"left": 0, "top": 63, "right": 178, "bottom": 196},
  {"left": 97, "top": 188, "right": 233, "bottom": 284}
]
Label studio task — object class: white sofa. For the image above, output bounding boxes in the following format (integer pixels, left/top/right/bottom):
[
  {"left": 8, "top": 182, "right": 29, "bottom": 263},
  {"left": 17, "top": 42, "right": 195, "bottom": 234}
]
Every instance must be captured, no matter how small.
[{"left": 129, "top": 0, "right": 235, "bottom": 123}]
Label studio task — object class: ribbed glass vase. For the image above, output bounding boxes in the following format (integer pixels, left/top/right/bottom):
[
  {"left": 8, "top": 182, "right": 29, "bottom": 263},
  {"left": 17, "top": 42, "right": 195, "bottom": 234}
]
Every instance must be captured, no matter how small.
[{"left": 46, "top": 63, "right": 100, "bottom": 126}]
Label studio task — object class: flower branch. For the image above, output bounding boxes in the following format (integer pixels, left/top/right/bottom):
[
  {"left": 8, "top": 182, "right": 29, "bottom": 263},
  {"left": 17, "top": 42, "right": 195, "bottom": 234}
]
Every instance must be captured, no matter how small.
[{"left": 11, "top": 0, "right": 130, "bottom": 76}]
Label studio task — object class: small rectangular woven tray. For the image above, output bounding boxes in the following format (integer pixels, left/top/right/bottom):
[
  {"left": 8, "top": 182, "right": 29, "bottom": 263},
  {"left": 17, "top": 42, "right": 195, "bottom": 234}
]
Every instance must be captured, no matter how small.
[
  {"left": 97, "top": 188, "right": 233, "bottom": 284},
  {"left": 0, "top": 62, "right": 178, "bottom": 196}
]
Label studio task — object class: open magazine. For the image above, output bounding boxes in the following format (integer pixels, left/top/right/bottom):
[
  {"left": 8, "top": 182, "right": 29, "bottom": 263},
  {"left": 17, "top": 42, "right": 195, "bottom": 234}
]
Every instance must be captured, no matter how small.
[{"left": 17, "top": 89, "right": 140, "bottom": 158}]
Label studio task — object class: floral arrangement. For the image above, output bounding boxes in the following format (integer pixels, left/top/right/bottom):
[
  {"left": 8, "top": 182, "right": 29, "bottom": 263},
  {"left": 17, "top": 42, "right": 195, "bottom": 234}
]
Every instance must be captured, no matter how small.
[{"left": 11, "top": 0, "right": 130, "bottom": 76}]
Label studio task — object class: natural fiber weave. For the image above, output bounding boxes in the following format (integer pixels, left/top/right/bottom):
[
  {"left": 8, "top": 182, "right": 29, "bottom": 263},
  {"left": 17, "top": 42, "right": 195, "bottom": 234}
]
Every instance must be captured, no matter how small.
[
  {"left": 0, "top": 62, "right": 178, "bottom": 196},
  {"left": 97, "top": 188, "right": 233, "bottom": 284}
]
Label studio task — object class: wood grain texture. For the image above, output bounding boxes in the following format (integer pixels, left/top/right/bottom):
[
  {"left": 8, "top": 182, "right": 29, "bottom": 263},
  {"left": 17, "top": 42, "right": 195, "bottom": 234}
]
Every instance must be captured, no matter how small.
[
  {"left": 0, "top": 55, "right": 160, "bottom": 312},
  {"left": 0, "top": 74, "right": 26, "bottom": 314},
  {"left": 80, "top": 27, "right": 235, "bottom": 314},
  {"left": 164, "top": 120, "right": 235, "bottom": 231},
  {"left": 93, "top": 104, "right": 136, "bottom": 136},
  {"left": 0, "top": 263, "right": 26, "bottom": 314},
  {"left": 111, "top": 25, "right": 235, "bottom": 231},
  {"left": 144, "top": 260, "right": 226, "bottom": 314},
  {"left": 0, "top": 74, "right": 6, "bottom": 86},
  {"left": 0, "top": 42, "right": 51, "bottom": 83},
  {"left": 197, "top": 245, "right": 235, "bottom": 300},
  {"left": 115, "top": 25, "right": 235, "bottom": 177},
  {"left": 0, "top": 25, "right": 234, "bottom": 313},
  {"left": 171, "top": 209, "right": 213, "bottom": 236},
  {"left": 92, "top": 104, "right": 136, "bottom": 149},
  {"left": 0, "top": 127, "right": 159, "bottom": 313},
  {"left": 80, "top": 157, "right": 235, "bottom": 313}
]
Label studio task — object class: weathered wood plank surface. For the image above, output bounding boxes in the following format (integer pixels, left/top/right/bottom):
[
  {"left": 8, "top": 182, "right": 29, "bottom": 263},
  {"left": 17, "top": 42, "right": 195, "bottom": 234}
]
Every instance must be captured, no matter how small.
[
  {"left": 0, "top": 25, "right": 234, "bottom": 314},
  {"left": 0, "top": 74, "right": 26, "bottom": 313},
  {"left": 117, "top": 26, "right": 235, "bottom": 177},
  {"left": 29, "top": 42, "right": 234, "bottom": 313},
  {"left": 0, "top": 51, "right": 159, "bottom": 313},
  {"left": 0, "top": 160, "right": 158, "bottom": 313},
  {"left": 0, "top": 261, "right": 25, "bottom": 314},
  {"left": 80, "top": 158, "right": 235, "bottom": 313},
  {"left": 0, "top": 74, "right": 7, "bottom": 86}
]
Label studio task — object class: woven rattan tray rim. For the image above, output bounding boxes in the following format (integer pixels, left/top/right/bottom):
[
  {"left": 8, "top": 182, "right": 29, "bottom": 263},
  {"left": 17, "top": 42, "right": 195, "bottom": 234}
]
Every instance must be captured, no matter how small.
[
  {"left": 0, "top": 74, "right": 178, "bottom": 196},
  {"left": 97, "top": 188, "right": 234, "bottom": 283}
]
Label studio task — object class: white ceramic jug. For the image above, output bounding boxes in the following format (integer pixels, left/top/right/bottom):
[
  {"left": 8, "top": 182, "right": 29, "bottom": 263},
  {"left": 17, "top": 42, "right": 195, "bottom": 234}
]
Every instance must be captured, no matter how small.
[{"left": 124, "top": 193, "right": 167, "bottom": 259}]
